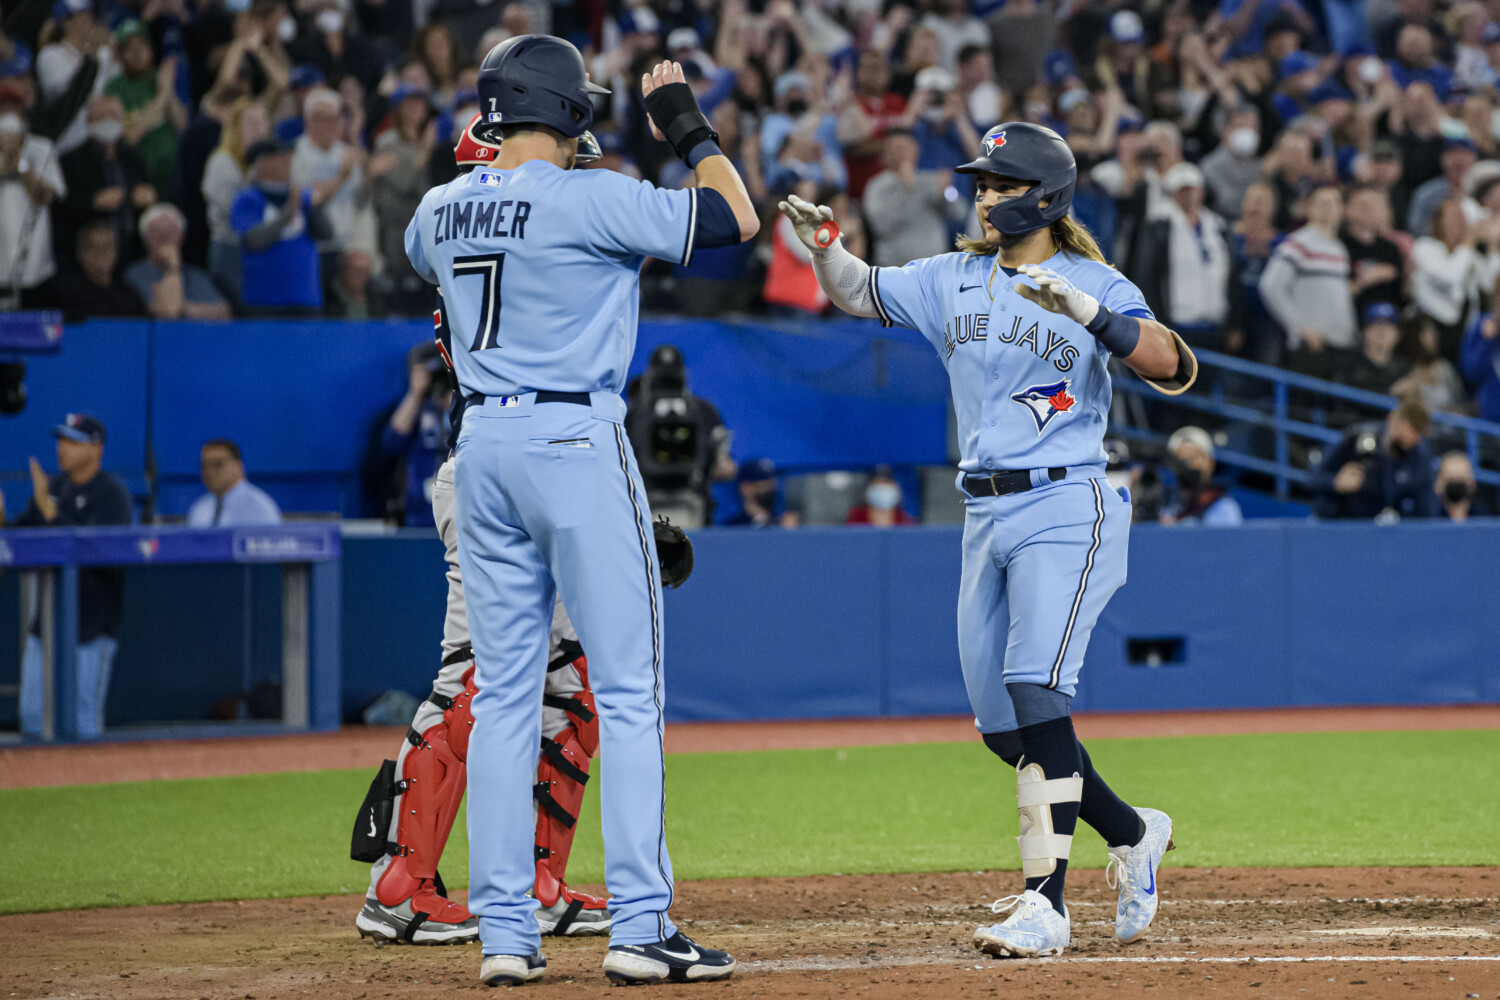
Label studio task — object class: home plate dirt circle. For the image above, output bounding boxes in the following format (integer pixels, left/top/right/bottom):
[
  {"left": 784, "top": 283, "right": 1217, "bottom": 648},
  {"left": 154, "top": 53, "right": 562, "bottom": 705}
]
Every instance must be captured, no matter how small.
[{"left": 9, "top": 866, "right": 1498, "bottom": 999}]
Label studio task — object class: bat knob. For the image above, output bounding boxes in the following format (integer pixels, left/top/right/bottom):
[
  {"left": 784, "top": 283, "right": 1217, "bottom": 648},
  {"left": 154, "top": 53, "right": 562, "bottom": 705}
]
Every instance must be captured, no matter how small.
[{"left": 814, "top": 220, "right": 839, "bottom": 249}]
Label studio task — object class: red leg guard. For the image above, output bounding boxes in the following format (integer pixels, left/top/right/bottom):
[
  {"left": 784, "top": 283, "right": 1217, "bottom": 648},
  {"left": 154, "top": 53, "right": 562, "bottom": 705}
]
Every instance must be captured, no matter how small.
[
  {"left": 534, "top": 722, "right": 608, "bottom": 912},
  {"left": 534, "top": 655, "right": 606, "bottom": 916},
  {"left": 375, "top": 670, "right": 478, "bottom": 925}
]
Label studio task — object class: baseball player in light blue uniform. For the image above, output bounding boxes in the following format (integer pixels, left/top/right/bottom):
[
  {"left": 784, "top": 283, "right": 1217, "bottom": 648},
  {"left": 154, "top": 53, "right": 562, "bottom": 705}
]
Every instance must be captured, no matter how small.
[
  {"left": 780, "top": 123, "right": 1199, "bottom": 958},
  {"left": 405, "top": 40, "right": 758, "bottom": 987}
]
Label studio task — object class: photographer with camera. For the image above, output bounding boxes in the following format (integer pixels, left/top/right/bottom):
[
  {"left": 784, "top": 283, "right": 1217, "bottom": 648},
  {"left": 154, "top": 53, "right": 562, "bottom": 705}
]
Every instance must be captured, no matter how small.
[
  {"left": 1158, "top": 427, "right": 1243, "bottom": 526},
  {"left": 1311, "top": 395, "right": 1438, "bottom": 521},
  {"left": 380, "top": 341, "right": 454, "bottom": 527},
  {"left": 624, "top": 345, "right": 732, "bottom": 529}
]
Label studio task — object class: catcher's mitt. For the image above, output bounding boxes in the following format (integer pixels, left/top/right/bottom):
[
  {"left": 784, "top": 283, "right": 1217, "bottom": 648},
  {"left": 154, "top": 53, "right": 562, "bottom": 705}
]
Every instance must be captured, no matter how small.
[{"left": 653, "top": 516, "right": 694, "bottom": 589}]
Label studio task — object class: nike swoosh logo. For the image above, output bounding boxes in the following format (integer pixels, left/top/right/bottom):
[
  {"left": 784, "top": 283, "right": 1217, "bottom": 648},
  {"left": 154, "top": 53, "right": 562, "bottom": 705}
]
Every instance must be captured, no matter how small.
[
  {"left": 367, "top": 812, "right": 378, "bottom": 838},
  {"left": 1145, "top": 865, "right": 1156, "bottom": 896},
  {"left": 659, "top": 945, "right": 701, "bottom": 961},
  {"left": 959, "top": 283, "right": 982, "bottom": 292}
]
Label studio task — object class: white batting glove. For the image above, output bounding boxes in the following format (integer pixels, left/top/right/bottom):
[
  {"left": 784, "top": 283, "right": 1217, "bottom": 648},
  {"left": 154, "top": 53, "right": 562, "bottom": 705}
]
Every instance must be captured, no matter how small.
[
  {"left": 777, "top": 193, "right": 839, "bottom": 254},
  {"left": 1017, "top": 266, "right": 1100, "bottom": 327}
]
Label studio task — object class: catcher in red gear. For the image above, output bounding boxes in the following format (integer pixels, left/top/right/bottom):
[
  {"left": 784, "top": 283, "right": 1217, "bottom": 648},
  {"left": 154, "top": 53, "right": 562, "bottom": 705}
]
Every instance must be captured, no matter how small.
[{"left": 348, "top": 116, "right": 609, "bottom": 944}]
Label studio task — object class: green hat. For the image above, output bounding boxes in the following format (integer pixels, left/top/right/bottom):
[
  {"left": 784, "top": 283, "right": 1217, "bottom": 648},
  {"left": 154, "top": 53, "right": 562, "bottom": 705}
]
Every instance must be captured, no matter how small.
[{"left": 113, "top": 19, "right": 148, "bottom": 44}]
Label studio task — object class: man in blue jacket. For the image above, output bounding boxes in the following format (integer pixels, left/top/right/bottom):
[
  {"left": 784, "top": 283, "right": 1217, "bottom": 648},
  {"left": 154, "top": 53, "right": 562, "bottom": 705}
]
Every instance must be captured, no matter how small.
[
  {"left": 231, "top": 138, "right": 331, "bottom": 315},
  {"left": 3, "top": 414, "right": 133, "bottom": 739}
]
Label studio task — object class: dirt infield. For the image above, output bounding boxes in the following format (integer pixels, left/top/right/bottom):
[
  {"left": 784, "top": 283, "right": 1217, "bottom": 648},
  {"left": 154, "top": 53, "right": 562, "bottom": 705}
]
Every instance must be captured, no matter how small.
[
  {"left": 4, "top": 704, "right": 1498, "bottom": 789},
  {"left": 8, "top": 866, "right": 1497, "bottom": 1000}
]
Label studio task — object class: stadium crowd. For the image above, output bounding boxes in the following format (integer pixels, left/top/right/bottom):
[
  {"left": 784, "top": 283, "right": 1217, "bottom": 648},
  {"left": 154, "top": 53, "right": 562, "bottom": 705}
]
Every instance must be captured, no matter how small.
[{"left": 4, "top": 0, "right": 1500, "bottom": 520}]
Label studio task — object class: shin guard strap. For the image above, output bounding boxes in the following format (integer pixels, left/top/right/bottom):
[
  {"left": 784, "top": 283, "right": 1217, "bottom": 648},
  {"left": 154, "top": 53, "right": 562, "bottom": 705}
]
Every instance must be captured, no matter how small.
[
  {"left": 543, "top": 694, "right": 596, "bottom": 725},
  {"left": 534, "top": 781, "right": 577, "bottom": 829},
  {"left": 540, "top": 737, "right": 590, "bottom": 785},
  {"left": 1018, "top": 775, "right": 1084, "bottom": 807}
]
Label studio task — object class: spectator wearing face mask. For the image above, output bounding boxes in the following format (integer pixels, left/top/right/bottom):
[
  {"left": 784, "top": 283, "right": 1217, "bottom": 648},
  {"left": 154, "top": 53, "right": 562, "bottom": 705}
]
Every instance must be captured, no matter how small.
[
  {"left": 232, "top": 137, "right": 329, "bottom": 313},
  {"left": 1433, "top": 451, "right": 1491, "bottom": 520},
  {"left": 846, "top": 466, "right": 913, "bottom": 526},
  {"left": 724, "top": 458, "right": 798, "bottom": 528},
  {"left": 1158, "top": 427, "right": 1243, "bottom": 526},
  {"left": 35, "top": 0, "right": 117, "bottom": 156},
  {"left": 0, "top": 89, "right": 66, "bottom": 302},
  {"left": 1199, "top": 107, "right": 1262, "bottom": 220},
  {"left": 103, "top": 19, "right": 186, "bottom": 198},
  {"left": 56, "top": 95, "right": 157, "bottom": 268},
  {"left": 1310, "top": 396, "right": 1438, "bottom": 520},
  {"left": 288, "top": 0, "right": 384, "bottom": 96}
]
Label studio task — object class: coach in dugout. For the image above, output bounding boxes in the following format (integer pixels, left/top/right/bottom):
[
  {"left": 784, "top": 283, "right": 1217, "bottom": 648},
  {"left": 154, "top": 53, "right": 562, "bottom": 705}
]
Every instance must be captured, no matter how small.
[{"left": 1, "top": 414, "right": 132, "bottom": 739}]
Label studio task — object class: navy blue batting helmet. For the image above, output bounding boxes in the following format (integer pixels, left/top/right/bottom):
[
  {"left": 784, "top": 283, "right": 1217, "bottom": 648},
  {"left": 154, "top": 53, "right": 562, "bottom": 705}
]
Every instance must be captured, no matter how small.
[
  {"left": 476, "top": 35, "right": 609, "bottom": 141},
  {"left": 955, "top": 122, "right": 1077, "bottom": 235}
]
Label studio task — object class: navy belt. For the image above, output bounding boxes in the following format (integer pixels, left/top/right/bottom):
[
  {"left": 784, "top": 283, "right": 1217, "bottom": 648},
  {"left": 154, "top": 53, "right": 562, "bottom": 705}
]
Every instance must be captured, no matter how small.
[
  {"left": 464, "top": 391, "right": 592, "bottom": 407},
  {"left": 964, "top": 467, "right": 1067, "bottom": 498}
]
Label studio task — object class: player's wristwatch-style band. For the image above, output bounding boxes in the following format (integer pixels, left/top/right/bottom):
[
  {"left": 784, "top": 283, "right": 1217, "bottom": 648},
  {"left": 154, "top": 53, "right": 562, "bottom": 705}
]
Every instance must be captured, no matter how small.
[{"left": 963, "top": 467, "right": 1067, "bottom": 498}]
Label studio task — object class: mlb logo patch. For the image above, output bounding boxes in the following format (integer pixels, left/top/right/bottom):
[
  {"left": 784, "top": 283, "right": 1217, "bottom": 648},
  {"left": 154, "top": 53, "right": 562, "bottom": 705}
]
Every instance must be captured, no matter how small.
[
  {"left": 486, "top": 112, "right": 503, "bottom": 123},
  {"left": 478, "top": 171, "right": 503, "bottom": 186},
  {"left": 1012, "top": 379, "right": 1077, "bottom": 434},
  {"left": 982, "top": 129, "right": 1007, "bottom": 155},
  {"left": 497, "top": 395, "right": 522, "bottom": 408}
]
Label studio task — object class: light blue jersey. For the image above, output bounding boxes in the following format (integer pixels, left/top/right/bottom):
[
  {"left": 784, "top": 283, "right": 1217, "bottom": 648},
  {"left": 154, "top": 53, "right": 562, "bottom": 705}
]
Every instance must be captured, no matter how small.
[
  {"left": 405, "top": 160, "right": 701, "bottom": 397},
  {"left": 869, "top": 250, "right": 1152, "bottom": 475},
  {"left": 405, "top": 158, "right": 703, "bottom": 959},
  {"left": 869, "top": 246, "right": 1161, "bottom": 731}
]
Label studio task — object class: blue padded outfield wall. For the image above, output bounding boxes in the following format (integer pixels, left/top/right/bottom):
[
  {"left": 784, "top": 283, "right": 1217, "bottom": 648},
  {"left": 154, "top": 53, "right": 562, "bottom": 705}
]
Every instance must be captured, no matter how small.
[
  {"left": 0, "top": 318, "right": 949, "bottom": 518},
  {"left": 3, "top": 521, "right": 1496, "bottom": 728}
]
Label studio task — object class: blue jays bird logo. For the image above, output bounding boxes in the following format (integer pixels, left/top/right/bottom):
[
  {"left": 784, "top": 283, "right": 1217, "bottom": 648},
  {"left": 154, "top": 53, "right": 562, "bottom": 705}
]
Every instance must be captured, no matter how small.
[
  {"left": 982, "top": 129, "right": 1007, "bottom": 155},
  {"left": 1012, "top": 379, "right": 1077, "bottom": 434}
]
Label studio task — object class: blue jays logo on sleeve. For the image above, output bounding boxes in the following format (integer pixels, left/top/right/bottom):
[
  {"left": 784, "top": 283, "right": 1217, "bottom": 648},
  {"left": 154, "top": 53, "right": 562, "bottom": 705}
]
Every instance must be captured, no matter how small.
[
  {"left": 1011, "top": 379, "right": 1077, "bottom": 434},
  {"left": 982, "top": 129, "right": 1007, "bottom": 155}
]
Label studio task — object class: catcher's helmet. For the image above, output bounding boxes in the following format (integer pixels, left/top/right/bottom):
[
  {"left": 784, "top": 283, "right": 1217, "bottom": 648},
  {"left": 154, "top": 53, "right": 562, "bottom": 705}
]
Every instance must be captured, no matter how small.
[
  {"left": 955, "top": 122, "right": 1077, "bottom": 235},
  {"left": 475, "top": 34, "right": 608, "bottom": 141},
  {"left": 454, "top": 112, "right": 500, "bottom": 166},
  {"left": 455, "top": 112, "right": 602, "bottom": 167}
]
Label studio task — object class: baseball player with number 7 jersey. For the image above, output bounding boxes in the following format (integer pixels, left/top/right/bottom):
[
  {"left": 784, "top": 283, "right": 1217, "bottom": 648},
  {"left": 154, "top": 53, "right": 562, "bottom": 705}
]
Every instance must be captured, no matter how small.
[
  {"left": 779, "top": 122, "right": 1198, "bottom": 959},
  {"left": 404, "top": 37, "right": 758, "bottom": 987}
]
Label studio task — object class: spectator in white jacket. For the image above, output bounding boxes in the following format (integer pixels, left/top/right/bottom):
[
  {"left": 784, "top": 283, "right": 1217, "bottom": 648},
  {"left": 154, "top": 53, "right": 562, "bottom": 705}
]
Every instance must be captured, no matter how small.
[
  {"left": 1258, "top": 185, "right": 1358, "bottom": 378},
  {"left": 1410, "top": 197, "right": 1500, "bottom": 358}
]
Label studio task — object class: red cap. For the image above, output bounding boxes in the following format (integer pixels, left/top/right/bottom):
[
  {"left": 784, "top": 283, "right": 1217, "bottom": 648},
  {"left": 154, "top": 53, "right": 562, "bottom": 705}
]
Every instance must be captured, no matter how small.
[{"left": 454, "top": 112, "right": 501, "bottom": 167}]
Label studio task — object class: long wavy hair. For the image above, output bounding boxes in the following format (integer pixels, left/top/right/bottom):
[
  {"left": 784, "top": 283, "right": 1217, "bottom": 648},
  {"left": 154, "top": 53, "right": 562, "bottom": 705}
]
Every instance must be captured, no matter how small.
[{"left": 956, "top": 215, "right": 1109, "bottom": 265}]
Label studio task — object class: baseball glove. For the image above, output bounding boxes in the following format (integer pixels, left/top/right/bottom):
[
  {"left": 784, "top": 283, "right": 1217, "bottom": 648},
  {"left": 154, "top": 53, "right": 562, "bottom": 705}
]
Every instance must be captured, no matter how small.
[{"left": 653, "top": 516, "right": 694, "bottom": 589}]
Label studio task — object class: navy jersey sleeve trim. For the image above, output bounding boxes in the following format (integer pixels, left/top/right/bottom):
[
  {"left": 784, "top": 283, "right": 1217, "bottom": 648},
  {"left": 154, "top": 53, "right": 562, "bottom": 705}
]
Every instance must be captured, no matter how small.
[
  {"left": 688, "top": 187, "right": 747, "bottom": 259},
  {"left": 870, "top": 267, "right": 894, "bottom": 328},
  {"left": 681, "top": 188, "right": 700, "bottom": 266}
]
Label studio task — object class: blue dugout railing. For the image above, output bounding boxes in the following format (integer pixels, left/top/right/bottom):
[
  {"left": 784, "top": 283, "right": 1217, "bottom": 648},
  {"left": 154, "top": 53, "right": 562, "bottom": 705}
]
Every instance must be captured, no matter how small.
[{"left": 1111, "top": 347, "right": 1500, "bottom": 498}]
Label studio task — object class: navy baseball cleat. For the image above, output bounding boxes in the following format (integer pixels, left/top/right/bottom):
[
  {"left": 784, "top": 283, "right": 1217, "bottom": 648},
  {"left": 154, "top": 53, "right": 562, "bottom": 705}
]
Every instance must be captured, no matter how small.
[
  {"left": 480, "top": 951, "right": 547, "bottom": 986},
  {"left": 601, "top": 932, "right": 736, "bottom": 984}
]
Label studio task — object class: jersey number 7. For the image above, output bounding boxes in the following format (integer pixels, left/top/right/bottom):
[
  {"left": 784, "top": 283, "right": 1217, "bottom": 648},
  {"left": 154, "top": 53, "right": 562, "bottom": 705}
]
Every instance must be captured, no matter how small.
[{"left": 452, "top": 253, "right": 506, "bottom": 351}]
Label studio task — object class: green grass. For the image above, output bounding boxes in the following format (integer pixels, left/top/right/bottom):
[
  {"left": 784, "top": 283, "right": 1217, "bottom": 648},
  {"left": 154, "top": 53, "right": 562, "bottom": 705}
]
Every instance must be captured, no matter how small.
[{"left": 1, "top": 729, "right": 1495, "bottom": 914}]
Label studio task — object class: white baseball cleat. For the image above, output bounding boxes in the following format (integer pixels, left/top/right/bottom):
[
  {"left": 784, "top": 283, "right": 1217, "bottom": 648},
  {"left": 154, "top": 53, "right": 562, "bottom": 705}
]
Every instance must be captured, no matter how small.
[
  {"left": 480, "top": 951, "right": 547, "bottom": 986},
  {"left": 973, "top": 889, "right": 1070, "bottom": 958},
  {"left": 1106, "top": 806, "right": 1175, "bottom": 944}
]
